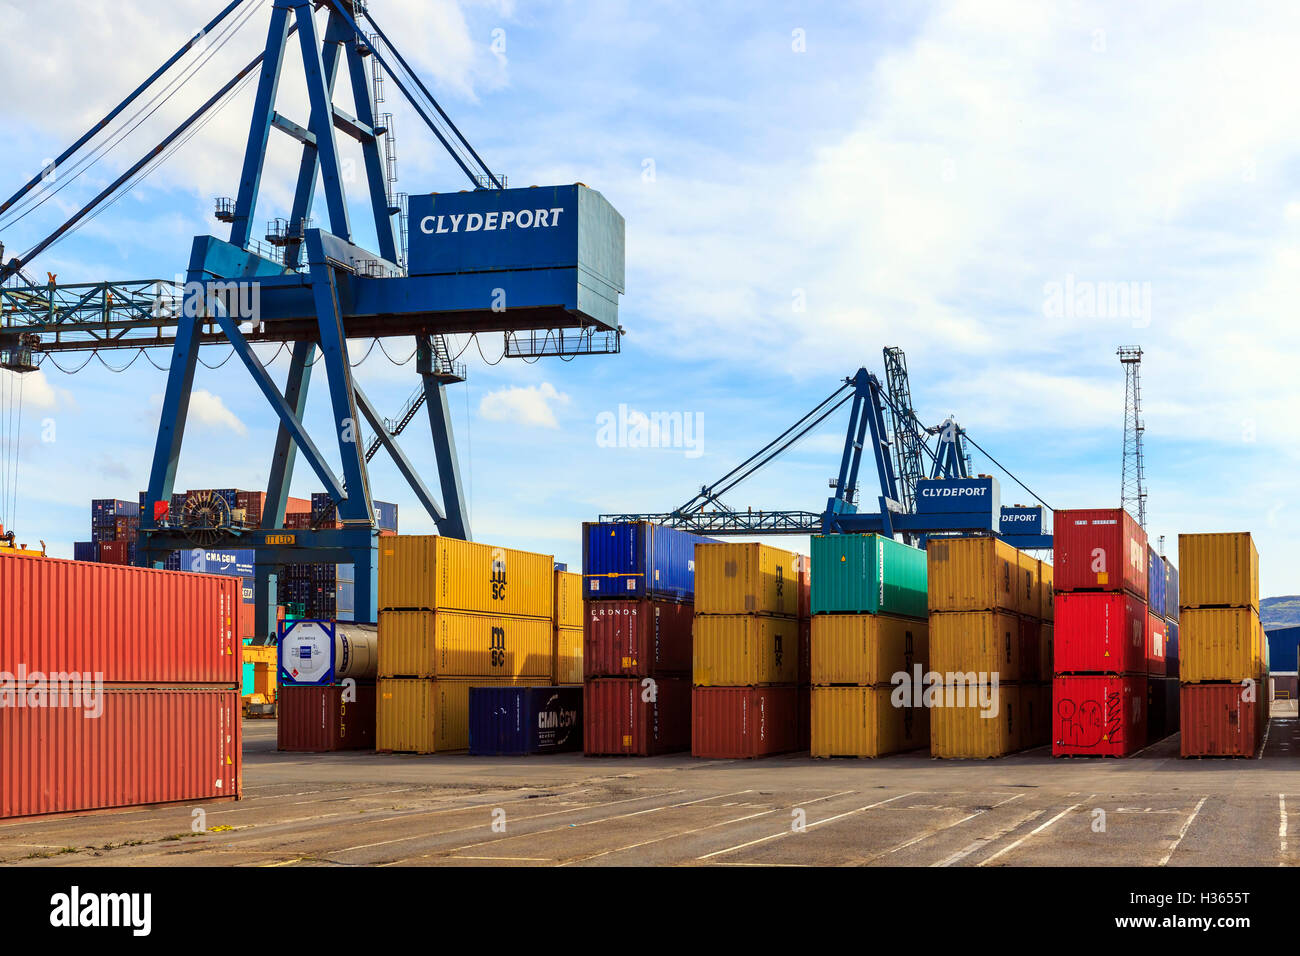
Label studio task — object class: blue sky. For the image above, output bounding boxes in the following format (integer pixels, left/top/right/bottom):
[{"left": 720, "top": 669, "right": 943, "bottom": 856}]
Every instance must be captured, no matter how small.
[{"left": 0, "top": 0, "right": 1295, "bottom": 595}]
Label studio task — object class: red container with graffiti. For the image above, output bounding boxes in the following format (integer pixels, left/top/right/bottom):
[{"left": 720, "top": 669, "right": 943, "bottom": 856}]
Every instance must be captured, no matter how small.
[
  {"left": 1146, "top": 613, "right": 1167, "bottom": 677},
  {"left": 277, "top": 682, "right": 377, "bottom": 752},
  {"left": 691, "top": 685, "right": 800, "bottom": 758},
  {"left": 1053, "top": 591, "right": 1147, "bottom": 675},
  {"left": 1180, "top": 682, "right": 1263, "bottom": 757},
  {"left": 1053, "top": 508, "right": 1148, "bottom": 599},
  {"left": 584, "top": 677, "right": 690, "bottom": 756},
  {"left": 1052, "top": 674, "right": 1147, "bottom": 757},
  {"left": 583, "top": 599, "right": 694, "bottom": 678}
]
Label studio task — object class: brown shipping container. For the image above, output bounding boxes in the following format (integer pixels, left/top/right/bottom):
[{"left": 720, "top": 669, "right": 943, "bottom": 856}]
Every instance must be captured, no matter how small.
[
  {"left": 583, "top": 599, "right": 694, "bottom": 678},
  {"left": 0, "top": 553, "right": 239, "bottom": 684},
  {"left": 691, "top": 686, "right": 801, "bottom": 758},
  {"left": 810, "top": 613, "right": 928, "bottom": 686},
  {"left": 277, "top": 683, "right": 376, "bottom": 752},
  {"left": 692, "top": 614, "right": 798, "bottom": 686},
  {"left": 1, "top": 687, "right": 242, "bottom": 820},
  {"left": 583, "top": 677, "right": 691, "bottom": 756},
  {"left": 929, "top": 610, "right": 1024, "bottom": 682},
  {"left": 1180, "top": 681, "right": 1264, "bottom": 757}
]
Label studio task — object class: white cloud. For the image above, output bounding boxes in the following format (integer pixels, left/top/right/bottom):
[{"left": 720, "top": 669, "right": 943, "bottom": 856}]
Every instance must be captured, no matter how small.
[
  {"left": 1, "top": 369, "right": 73, "bottom": 410},
  {"left": 149, "top": 389, "right": 246, "bottom": 436},
  {"left": 478, "top": 382, "right": 568, "bottom": 428}
]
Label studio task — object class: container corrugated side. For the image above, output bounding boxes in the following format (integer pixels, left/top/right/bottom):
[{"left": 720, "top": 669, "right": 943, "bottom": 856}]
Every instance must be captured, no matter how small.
[
  {"left": 929, "top": 610, "right": 1024, "bottom": 682},
  {"left": 1039, "top": 624, "right": 1055, "bottom": 681},
  {"left": 583, "top": 598, "right": 694, "bottom": 678},
  {"left": 377, "top": 677, "right": 534, "bottom": 753},
  {"left": 553, "top": 625, "right": 583, "bottom": 684},
  {"left": 1039, "top": 560, "right": 1054, "bottom": 621},
  {"left": 1053, "top": 508, "right": 1148, "bottom": 598},
  {"left": 583, "top": 677, "right": 691, "bottom": 756},
  {"left": 0, "top": 553, "right": 239, "bottom": 684},
  {"left": 553, "top": 570, "right": 583, "bottom": 629},
  {"left": 1180, "top": 681, "right": 1263, "bottom": 757},
  {"left": 469, "top": 685, "right": 583, "bottom": 755},
  {"left": 1015, "top": 550, "right": 1040, "bottom": 619},
  {"left": 1052, "top": 675, "right": 1146, "bottom": 756},
  {"left": 810, "top": 613, "right": 928, "bottom": 686},
  {"left": 1053, "top": 591, "right": 1147, "bottom": 676},
  {"left": 1179, "top": 607, "right": 1262, "bottom": 683},
  {"left": 925, "top": 536, "right": 1019, "bottom": 614},
  {"left": 692, "top": 614, "right": 798, "bottom": 686},
  {"left": 1147, "top": 546, "right": 1166, "bottom": 619},
  {"left": 694, "top": 542, "right": 800, "bottom": 617},
  {"left": 929, "top": 684, "right": 1021, "bottom": 758},
  {"left": 1, "top": 687, "right": 241, "bottom": 820},
  {"left": 277, "top": 683, "right": 376, "bottom": 752},
  {"left": 1147, "top": 613, "right": 1167, "bottom": 677},
  {"left": 581, "top": 521, "right": 712, "bottom": 601},
  {"left": 811, "top": 685, "right": 929, "bottom": 757},
  {"left": 812, "top": 534, "right": 928, "bottom": 618},
  {"left": 1178, "top": 532, "right": 1259, "bottom": 611},
  {"left": 377, "top": 536, "right": 554, "bottom": 617},
  {"left": 377, "top": 610, "right": 552, "bottom": 679},
  {"left": 691, "top": 686, "right": 800, "bottom": 758}
]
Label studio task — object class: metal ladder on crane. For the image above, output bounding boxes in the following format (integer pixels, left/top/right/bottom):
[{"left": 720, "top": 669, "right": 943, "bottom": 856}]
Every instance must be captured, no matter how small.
[{"left": 364, "top": 335, "right": 465, "bottom": 462}]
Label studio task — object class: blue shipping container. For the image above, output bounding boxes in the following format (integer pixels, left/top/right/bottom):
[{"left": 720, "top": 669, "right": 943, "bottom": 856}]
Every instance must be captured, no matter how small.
[
  {"left": 91, "top": 498, "right": 139, "bottom": 521},
  {"left": 1265, "top": 625, "right": 1300, "bottom": 674},
  {"left": 73, "top": 541, "right": 97, "bottom": 562},
  {"left": 1163, "top": 558, "right": 1178, "bottom": 621},
  {"left": 1147, "top": 547, "right": 1165, "bottom": 620},
  {"left": 468, "top": 685, "right": 583, "bottom": 756},
  {"left": 374, "top": 500, "right": 398, "bottom": 531},
  {"left": 582, "top": 521, "right": 715, "bottom": 602},
  {"left": 1167, "top": 621, "right": 1179, "bottom": 678}
]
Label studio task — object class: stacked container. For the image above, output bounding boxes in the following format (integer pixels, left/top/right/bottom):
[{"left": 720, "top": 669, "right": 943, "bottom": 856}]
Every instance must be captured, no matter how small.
[
  {"left": 691, "top": 542, "right": 802, "bottom": 758},
  {"left": 809, "top": 534, "right": 929, "bottom": 757},
  {"left": 376, "top": 537, "right": 554, "bottom": 753},
  {"left": 926, "top": 536, "right": 1052, "bottom": 758},
  {"left": 1051, "top": 508, "right": 1148, "bottom": 757},
  {"left": 277, "top": 621, "right": 379, "bottom": 751},
  {"left": 1148, "top": 552, "right": 1181, "bottom": 742},
  {"left": 582, "top": 522, "right": 705, "bottom": 756},
  {"left": 553, "top": 567, "right": 583, "bottom": 684},
  {"left": 1178, "top": 533, "right": 1266, "bottom": 757}
]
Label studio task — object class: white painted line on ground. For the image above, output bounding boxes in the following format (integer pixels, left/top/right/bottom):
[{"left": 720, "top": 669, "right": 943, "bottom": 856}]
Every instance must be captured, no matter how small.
[
  {"left": 696, "top": 791, "right": 921, "bottom": 861},
  {"left": 559, "top": 809, "right": 779, "bottom": 865},
  {"left": 931, "top": 810, "right": 1046, "bottom": 867},
  {"left": 977, "top": 796, "right": 1093, "bottom": 867},
  {"left": 856, "top": 793, "right": 1029, "bottom": 866},
  {"left": 1258, "top": 719, "right": 1271, "bottom": 758},
  {"left": 1158, "top": 795, "right": 1207, "bottom": 867},
  {"left": 453, "top": 856, "right": 553, "bottom": 862}
]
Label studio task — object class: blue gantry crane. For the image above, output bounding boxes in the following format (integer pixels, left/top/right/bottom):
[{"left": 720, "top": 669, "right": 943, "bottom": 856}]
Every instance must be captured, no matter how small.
[
  {"left": 603, "top": 349, "right": 1053, "bottom": 550},
  {"left": 0, "top": 0, "right": 626, "bottom": 639}
]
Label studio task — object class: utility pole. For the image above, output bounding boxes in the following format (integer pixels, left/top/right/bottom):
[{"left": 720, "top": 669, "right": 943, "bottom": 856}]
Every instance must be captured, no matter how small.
[{"left": 1118, "top": 346, "right": 1147, "bottom": 528}]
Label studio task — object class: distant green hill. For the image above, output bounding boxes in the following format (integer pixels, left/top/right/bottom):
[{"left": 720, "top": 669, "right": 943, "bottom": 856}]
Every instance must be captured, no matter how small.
[{"left": 1261, "top": 596, "right": 1300, "bottom": 629}]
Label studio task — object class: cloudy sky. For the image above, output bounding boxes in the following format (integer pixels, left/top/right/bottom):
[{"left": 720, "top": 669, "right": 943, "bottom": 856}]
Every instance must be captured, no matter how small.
[{"left": 0, "top": 0, "right": 1293, "bottom": 595}]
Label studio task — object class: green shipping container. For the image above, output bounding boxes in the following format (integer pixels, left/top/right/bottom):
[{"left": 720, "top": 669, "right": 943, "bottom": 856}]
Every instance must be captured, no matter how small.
[{"left": 811, "top": 534, "right": 928, "bottom": 619}]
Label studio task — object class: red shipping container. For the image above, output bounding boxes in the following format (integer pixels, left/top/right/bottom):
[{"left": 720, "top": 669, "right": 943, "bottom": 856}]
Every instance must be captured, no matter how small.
[
  {"left": 1052, "top": 674, "right": 1147, "bottom": 756},
  {"left": 1146, "top": 613, "right": 1167, "bottom": 677},
  {"left": 583, "top": 599, "right": 694, "bottom": 678},
  {"left": 0, "top": 686, "right": 241, "bottom": 820},
  {"left": 1053, "top": 508, "right": 1148, "bottom": 599},
  {"left": 795, "top": 553, "right": 811, "bottom": 621},
  {"left": 798, "top": 684, "right": 811, "bottom": 750},
  {"left": 0, "top": 554, "right": 240, "bottom": 684},
  {"left": 98, "top": 540, "right": 129, "bottom": 565},
  {"left": 237, "top": 600, "right": 256, "bottom": 641},
  {"left": 691, "top": 685, "right": 800, "bottom": 758},
  {"left": 584, "top": 677, "right": 690, "bottom": 756},
  {"left": 1180, "top": 682, "right": 1263, "bottom": 757},
  {"left": 285, "top": 512, "right": 313, "bottom": 530},
  {"left": 1054, "top": 591, "right": 1147, "bottom": 675},
  {"left": 278, "top": 683, "right": 376, "bottom": 752}
]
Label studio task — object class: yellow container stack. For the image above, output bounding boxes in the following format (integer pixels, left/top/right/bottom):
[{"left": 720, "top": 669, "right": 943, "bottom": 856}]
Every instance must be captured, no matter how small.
[
  {"left": 925, "top": 537, "right": 1052, "bottom": 758},
  {"left": 376, "top": 536, "right": 555, "bottom": 752},
  {"left": 552, "top": 569, "right": 583, "bottom": 684}
]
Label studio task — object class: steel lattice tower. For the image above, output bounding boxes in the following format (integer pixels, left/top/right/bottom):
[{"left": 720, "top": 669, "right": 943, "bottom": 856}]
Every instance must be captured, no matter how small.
[{"left": 1118, "top": 346, "right": 1147, "bottom": 527}]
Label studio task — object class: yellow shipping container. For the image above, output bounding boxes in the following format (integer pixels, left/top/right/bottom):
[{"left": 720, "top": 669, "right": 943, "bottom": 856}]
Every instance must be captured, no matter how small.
[
  {"left": 1015, "top": 551, "right": 1039, "bottom": 619},
  {"left": 694, "top": 542, "right": 799, "bottom": 617},
  {"left": 1180, "top": 607, "right": 1263, "bottom": 683},
  {"left": 929, "top": 610, "right": 1024, "bottom": 682},
  {"left": 1178, "top": 532, "right": 1259, "bottom": 611},
  {"left": 926, "top": 536, "right": 1020, "bottom": 614},
  {"left": 378, "top": 609, "right": 552, "bottom": 679},
  {"left": 377, "top": 677, "right": 536, "bottom": 752},
  {"left": 1039, "top": 624, "right": 1054, "bottom": 682},
  {"left": 553, "top": 569, "right": 583, "bottom": 629},
  {"left": 378, "top": 536, "right": 554, "bottom": 617},
  {"left": 553, "top": 625, "right": 583, "bottom": 684},
  {"left": 930, "top": 684, "right": 1022, "bottom": 758},
  {"left": 810, "top": 685, "right": 929, "bottom": 757},
  {"left": 810, "top": 614, "right": 929, "bottom": 686},
  {"left": 693, "top": 614, "right": 799, "bottom": 686},
  {"left": 1038, "top": 561, "right": 1054, "bottom": 621}
]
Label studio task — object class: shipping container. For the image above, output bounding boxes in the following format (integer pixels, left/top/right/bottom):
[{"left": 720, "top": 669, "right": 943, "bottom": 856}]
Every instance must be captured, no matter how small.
[
  {"left": 72, "top": 541, "right": 97, "bottom": 562},
  {"left": 91, "top": 498, "right": 139, "bottom": 522},
  {"left": 468, "top": 685, "right": 582, "bottom": 755},
  {"left": 1053, "top": 591, "right": 1147, "bottom": 676},
  {"left": 795, "top": 553, "right": 811, "bottom": 621},
  {"left": 798, "top": 618, "right": 811, "bottom": 685},
  {"left": 377, "top": 610, "right": 552, "bottom": 679},
  {"left": 583, "top": 598, "right": 694, "bottom": 678},
  {"left": 1027, "top": 683, "right": 1052, "bottom": 750},
  {"left": 811, "top": 534, "right": 928, "bottom": 618},
  {"left": 1179, "top": 532, "right": 1259, "bottom": 611},
  {"left": 1164, "top": 558, "right": 1179, "bottom": 621},
  {"left": 1039, "top": 560, "right": 1054, "bottom": 621},
  {"left": 692, "top": 685, "right": 801, "bottom": 758},
  {"left": 0, "top": 687, "right": 241, "bottom": 820},
  {"left": 0, "top": 554, "right": 239, "bottom": 684},
  {"left": 929, "top": 683, "right": 1021, "bottom": 758},
  {"left": 378, "top": 536, "right": 554, "bottom": 618},
  {"left": 1053, "top": 508, "right": 1148, "bottom": 599},
  {"left": 1180, "top": 681, "right": 1263, "bottom": 757},
  {"left": 1179, "top": 607, "right": 1263, "bottom": 683},
  {"left": 692, "top": 614, "right": 799, "bottom": 686},
  {"left": 1015, "top": 550, "right": 1040, "bottom": 619},
  {"left": 583, "top": 677, "right": 691, "bottom": 756},
  {"left": 1166, "top": 620, "right": 1179, "bottom": 679},
  {"left": 811, "top": 685, "right": 929, "bottom": 757},
  {"left": 277, "top": 683, "right": 376, "bottom": 751},
  {"left": 553, "top": 625, "right": 583, "bottom": 684},
  {"left": 798, "top": 684, "right": 811, "bottom": 750},
  {"left": 1147, "top": 677, "right": 1179, "bottom": 742},
  {"left": 98, "top": 540, "right": 129, "bottom": 565},
  {"left": 929, "top": 610, "right": 1024, "bottom": 682},
  {"left": 278, "top": 621, "right": 378, "bottom": 685},
  {"left": 553, "top": 569, "right": 583, "bottom": 629},
  {"left": 695, "top": 542, "right": 800, "bottom": 617},
  {"left": 1052, "top": 674, "right": 1146, "bottom": 757},
  {"left": 1147, "top": 613, "right": 1167, "bottom": 677},
  {"left": 925, "top": 536, "right": 1020, "bottom": 614},
  {"left": 810, "top": 614, "right": 928, "bottom": 686},
  {"left": 376, "top": 677, "right": 534, "bottom": 753},
  {"left": 1147, "top": 546, "right": 1166, "bottom": 621},
  {"left": 1039, "top": 624, "right": 1055, "bottom": 681},
  {"left": 1019, "top": 618, "right": 1042, "bottom": 683},
  {"left": 582, "top": 521, "right": 712, "bottom": 601}
]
